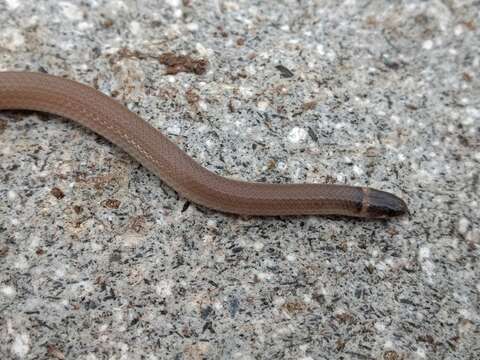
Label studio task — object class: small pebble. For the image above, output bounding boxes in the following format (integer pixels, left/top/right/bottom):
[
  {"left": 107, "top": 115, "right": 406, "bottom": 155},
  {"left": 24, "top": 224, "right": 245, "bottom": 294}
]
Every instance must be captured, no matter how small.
[
  {"left": 288, "top": 127, "right": 308, "bottom": 143},
  {"left": 60, "top": 2, "right": 83, "bottom": 21},
  {"left": 1, "top": 285, "right": 16, "bottom": 297},
  {"left": 5, "top": 0, "right": 20, "bottom": 10},
  {"left": 458, "top": 217, "right": 470, "bottom": 234},
  {"left": 422, "top": 40, "right": 434, "bottom": 50},
  {"left": 12, "top": 333, "right": 30, "bottom": 358}
]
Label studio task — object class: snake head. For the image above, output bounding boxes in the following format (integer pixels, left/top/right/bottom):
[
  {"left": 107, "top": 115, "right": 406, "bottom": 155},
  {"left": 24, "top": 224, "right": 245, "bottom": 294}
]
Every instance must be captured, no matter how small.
[{"left": 364, "top": 189, "right": 408, "bottom": 218}]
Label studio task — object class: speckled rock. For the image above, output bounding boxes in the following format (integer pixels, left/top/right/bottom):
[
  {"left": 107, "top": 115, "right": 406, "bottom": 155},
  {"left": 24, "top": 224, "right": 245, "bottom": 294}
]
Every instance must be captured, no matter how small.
[{"left": 0, "top": 1, "right": 479, "bottom": 359}]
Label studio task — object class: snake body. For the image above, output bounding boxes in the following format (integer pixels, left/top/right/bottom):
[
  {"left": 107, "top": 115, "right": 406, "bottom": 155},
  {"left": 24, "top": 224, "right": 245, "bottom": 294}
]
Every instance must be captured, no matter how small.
[{"left": 0, "top": 72, "right": 407, "bottom": 218}]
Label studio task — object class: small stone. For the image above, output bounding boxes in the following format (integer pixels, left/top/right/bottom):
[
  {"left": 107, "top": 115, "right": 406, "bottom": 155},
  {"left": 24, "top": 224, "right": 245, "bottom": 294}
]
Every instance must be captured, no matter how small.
[
  {"left": 186, "top": 23, "right": 199, "bottom": 32},
  {"left": 73, "top": 205, "right": 83, "bottom": 214},
  {"left": 129, "top": 21, "right": 141, "bottom": 35},
  {"left": 383, "top": 351, "right": 401, "bottom": 360},
  {"left": 12, "top": 333, "right": 30, "bottom": 358},
  {"left": 102, "top": 199, "right": 121, "bottom": 209},
  {"left": 155, "top": 280, "right": 173, "bottom": 297},
  {"left": 454, "top": 24, "right": 464, "bottom": 36},
  {"left": 288, "top": 127, "right": 308, "bottom": 143},
  {"left": 253, "top": 242, "right": 264, "bottom": 251},
  {"left": 0, "top": 28, "right": 25, "bottom": 51},
  {"left": 458, "top": 217, "right": 470, "bottom": 234},
  {"left": 0, "top": 246, "right": 8, "bottom": 257},
  {"left": 167, "top": 125, "right": 181, "bottom": 135},
  {"left": 257, "top": 100, "right": 269, "bottom": 111},
  {"left": 60, "top": 2, "right": 83, "bottom": 21},
  {"left": 51, "top": 187, "right": 65, "bottom": 199},
  {"left": 166, "top": 0, "right": 181, "bottom": 6},
  {"left": 422, "top": 40, "right": 433, "bottom": 50},
  {"left": 419, "top": 246, "right": 430, "bottom": 259},
  {"left": 7, "top": 190, "right": 17, "bottom": 200},
  {"left": 47, "top": 344, "right": 65, "bottom": 360},
  {"left": 5, "top": 0, "right": 20, "bottom": 10},
  {"left": 352, "top": 165, "right": 363, "bottom": 176},
  {"left": 1, "top": 285, "right": 16, "bottom": 297}
]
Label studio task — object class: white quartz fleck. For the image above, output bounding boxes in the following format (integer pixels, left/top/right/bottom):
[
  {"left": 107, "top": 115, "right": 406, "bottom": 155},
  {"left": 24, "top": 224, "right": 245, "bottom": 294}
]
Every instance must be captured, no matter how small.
[
  {"left": 29, "top": 236, "right": 40, "bottom": 250},
  {"left": 239, "top": 86, "right": 254, "bottom": 98},
  {"left": 223, "top": 1, "right": 240, "bottom": 11},
  {"left": 205, "top": 139, "right": 214, "bottom": 148},
  {"left": 419, "top": 246, "right": 435, "bottom": 281},
  {"left": 186, "top": 22, "right": 199, "bottom": 32},
  {"left": 1, "top": 285, "right": 16, "bottom": 297},
  {"left": 0, "top": 28, "right": 25, "bottom": 51},
  {"left": 257, "top": 100, "right": 269, "bottom": 111},
  {"left": 167, "top": 125, "right": 181, "bottom": 135},
  {"left": 316, "top": 44, "right": 324, "bottom": 55},
  {"left": 273, "top": 296, "right": 285, "bottom": 306},
  {"left": 326, "top": 49, "right": 336, "bottom": 61},
  {"left": 195, "top": 42, "right": 210, "bottom": 57},
  {"left": 376, "top": 322, "right": 387, "bottom": 333},
  {"left": 166, "top": 0, "right": 181, "bottom": 6},
  {"left": 422, "top": 40, "right": 433, "bottom": 50},
  {"left": 454, "top": 24, "right": 464, "bottom": 36},
  {"left": 60, "top": 2, "right": 83, "bottom": 21},
  {"left": 288, "top": 127, "right": 308, "bottom": 143},
  {"left": 12, "top": 333, "right": 30, "bottom": 357},
  {"left": 122, "top": 232, "right": 143, "bottom": 247},
  {"left": 206, "top": 219, "right": 217, "bottom": 229},
  {"left": 78, "top": 22, "right": 93, "bottom": 30},
  {"left": 85, "top": 353, "right": 98, "bottom": 360},
  {"left": 253, "top": 242, "right": 264, "bottom": 251},
  {"left": 419, "top": 246, "right": 430, "bottom": 259},
  {"left": 352, "top": 165, "right": 363, "bottom": 176},
  {"left": 256, "top": 272, "right": 272, "bottom": 281},
  {"left": 415, "top": 347, "right": 427, "bottom": 359},
  {"left": 458, "top": 217, "right": 470, "bottom": 234},
  {"left": 7, "top": 190, "right": 17, "bottom": 200},
  {"left": 129, "top": 21, "right": 141, "bottom": 35},
  {"left": 466, "top": 107, "right": 480, "bottom": 119},
  {"left": 155, "top": 280, "right": 173, "bottom": 297},
  {"left": 198, "top": 100, "right": 208, "bottom": 111},
  {"left": 14, "top": 255, "right": 29, "bottom": 270},
  {"left": 5, "top": 0, "right": 21, "bottom": 10}
]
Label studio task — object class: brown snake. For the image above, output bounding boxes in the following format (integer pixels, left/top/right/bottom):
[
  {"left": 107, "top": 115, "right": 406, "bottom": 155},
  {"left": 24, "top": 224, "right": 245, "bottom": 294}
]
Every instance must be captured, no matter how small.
[{"left": 0, "top": 71, "right": 407, "bottom": 218}]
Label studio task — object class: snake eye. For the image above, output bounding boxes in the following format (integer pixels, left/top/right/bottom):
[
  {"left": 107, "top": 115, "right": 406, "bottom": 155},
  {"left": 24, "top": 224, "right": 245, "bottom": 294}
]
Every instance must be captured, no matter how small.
[{"left": 366, "top": 189, "right": 408, "bottom": 218}]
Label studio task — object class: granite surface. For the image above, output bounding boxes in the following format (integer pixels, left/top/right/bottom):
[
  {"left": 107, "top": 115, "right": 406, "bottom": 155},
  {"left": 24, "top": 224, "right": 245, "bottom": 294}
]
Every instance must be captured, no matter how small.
[{"left": 1, "top": 0, "right": 479, "bottom": 359}]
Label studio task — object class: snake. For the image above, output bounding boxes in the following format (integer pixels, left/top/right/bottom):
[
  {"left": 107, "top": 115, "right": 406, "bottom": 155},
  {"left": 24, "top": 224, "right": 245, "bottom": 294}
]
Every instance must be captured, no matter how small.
[{"left": 0, "top": 71, "right": 407, "bottom": 218}]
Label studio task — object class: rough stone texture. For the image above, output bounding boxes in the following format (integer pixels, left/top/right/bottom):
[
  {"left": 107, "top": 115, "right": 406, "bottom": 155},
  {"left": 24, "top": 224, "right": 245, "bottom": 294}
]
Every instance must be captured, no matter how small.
[{"left": 0, "top": 0, "right": 479, "bottom": 359}]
